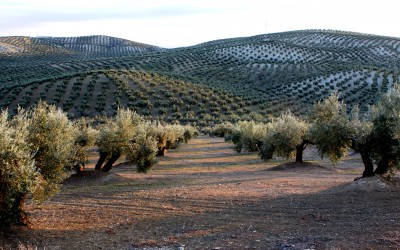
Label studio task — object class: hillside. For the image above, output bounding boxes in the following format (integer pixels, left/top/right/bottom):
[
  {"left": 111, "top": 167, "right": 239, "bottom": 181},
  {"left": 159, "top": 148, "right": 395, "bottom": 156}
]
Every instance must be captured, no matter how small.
[
  {"left": 0, "top": 70, "right": 252, "bottom": 126},
  {"left": 1, "top": 30, "right": 400, "bottom": 123}
]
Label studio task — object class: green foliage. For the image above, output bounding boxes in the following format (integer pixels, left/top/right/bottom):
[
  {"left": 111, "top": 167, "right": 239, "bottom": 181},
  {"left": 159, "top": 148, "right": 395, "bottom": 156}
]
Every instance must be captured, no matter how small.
[
  {"left": 231, "top": 129, "right": 243, "bottom": 152},
  {"left": 231, "top": 121, "right": 268, "bottom": 153},
  {"left": 126, "top": 135, "right": 158, "bottom": 173},
  {"left": 164, "top": 124, "right": 185, "bottom": 149},
  {"left": 183, "top": 125, "right": 198, "bottom": 143},
  {"left": 210, "top": 122, "right": 235, "bottom": 138},
  {"left": 348, "top": 105, "right": 373, "bottom": 151},
  {"left": 370, "top": 84, "right": 400, "bottom": 171},
  {"left": 1, "top": 102, "right": 79, "bottom": 227},
  {"left": 94, "top": 106, "right": 197, "bottom": 172},
  {"left": 261, "top": 111, "right": 309, "bottom": 160},
  {"left": 0, "top": 109, "right": 39, "bottom": 226},
  {"left": 259, "top": 142, "right": 275, "bottom": 161},
  {"left": 96, "top": 108, "right": 141, "bottom": 155},
  {"left": 28, "top": 102, "right": 77, "bottom": 200},
  {"left": 74, "top": 118, "right": 97, "bottom": 147},
  {"left": 310, "top": 93, "right": 351, "bottom": 164},
  {"left": 372, "top": 84, "right": 400, "bottom": 139},
  {"left": 143, "top": 121, "right": 168, "bottom": 154},
  {"left": 72, "top": 118, "right": 98, "bottom": 172}
]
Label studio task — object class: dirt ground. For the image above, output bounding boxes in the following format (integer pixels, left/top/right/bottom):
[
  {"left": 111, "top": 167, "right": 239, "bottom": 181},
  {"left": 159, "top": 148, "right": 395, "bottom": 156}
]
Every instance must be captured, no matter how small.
[{"left": 2, "top": 135, "right": 400, "bottom": 249}]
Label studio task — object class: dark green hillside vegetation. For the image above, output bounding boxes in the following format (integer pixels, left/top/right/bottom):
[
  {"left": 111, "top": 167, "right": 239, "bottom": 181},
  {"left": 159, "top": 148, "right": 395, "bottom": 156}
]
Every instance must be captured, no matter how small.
[
  {"left": 0, "top": 35, "right": 165, "bottom": 91},
  {"left": 133, "top": 30, "right": 400, "bottom": 114},
  {"left": 0, "top": 70, "right": 256, "bottom": 126},
  {"left": 1, "top": 30, "right": 400, "bottom": 121}
]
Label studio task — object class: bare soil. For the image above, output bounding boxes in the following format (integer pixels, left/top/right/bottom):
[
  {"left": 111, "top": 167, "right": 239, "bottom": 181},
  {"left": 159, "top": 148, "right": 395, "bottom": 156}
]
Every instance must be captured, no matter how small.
[{"left": 2, "top": 135, "right": 400, "bottom": 249}]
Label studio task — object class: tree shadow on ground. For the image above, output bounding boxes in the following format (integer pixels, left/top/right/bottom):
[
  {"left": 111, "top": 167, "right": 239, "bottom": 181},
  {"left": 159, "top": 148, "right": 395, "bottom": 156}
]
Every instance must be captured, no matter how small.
[{"left": 2, "top": 174, "right": 400, "bottom": 250}]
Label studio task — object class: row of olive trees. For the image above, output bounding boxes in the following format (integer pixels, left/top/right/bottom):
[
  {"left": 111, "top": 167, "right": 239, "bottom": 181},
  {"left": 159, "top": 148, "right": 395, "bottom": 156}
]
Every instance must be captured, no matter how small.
[
  {"left": 94, "top": 108, "right": 198, "bottom": 173},
  {"left": 214, "top": 85, "right": 400, "bottom": 177},
  {"left": 0, "top": 104, "right": 197, "bottom": 228}
]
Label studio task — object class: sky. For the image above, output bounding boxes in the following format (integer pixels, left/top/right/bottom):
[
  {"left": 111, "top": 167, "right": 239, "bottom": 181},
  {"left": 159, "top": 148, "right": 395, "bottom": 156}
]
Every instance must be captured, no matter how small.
[{"left": 1, "top": 0, "right": 399, "bottom": 48}]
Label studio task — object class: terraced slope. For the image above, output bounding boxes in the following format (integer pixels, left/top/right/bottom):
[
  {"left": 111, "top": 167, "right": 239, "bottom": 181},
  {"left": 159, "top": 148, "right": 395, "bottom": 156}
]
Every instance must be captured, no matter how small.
[{"left": 1, "top": 30, "right": 399, "bottom": 122}]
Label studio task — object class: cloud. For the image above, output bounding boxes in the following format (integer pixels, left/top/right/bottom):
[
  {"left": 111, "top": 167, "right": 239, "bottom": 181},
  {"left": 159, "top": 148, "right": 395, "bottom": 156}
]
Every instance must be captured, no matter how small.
[
  {"left": 0, "top": 1, "right": 235, "bottom": 23},
  {"left": 0, "top": 0, "right": 245, "bottom": 42},
  {"left": 1, "top": 0, "right": 400, "bottom": 47}
]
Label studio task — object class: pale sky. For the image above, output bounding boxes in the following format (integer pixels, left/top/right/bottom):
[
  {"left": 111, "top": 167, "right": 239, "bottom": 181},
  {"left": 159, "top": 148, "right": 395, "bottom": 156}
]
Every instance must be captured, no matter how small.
[{"left": 1, "top": 0, "right": 399, "bottom": 48}]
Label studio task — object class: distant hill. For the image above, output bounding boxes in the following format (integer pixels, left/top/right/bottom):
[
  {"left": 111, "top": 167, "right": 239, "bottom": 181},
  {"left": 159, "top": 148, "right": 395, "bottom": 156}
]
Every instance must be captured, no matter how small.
[
  {"left": 0, "top": 35, "right": 165, "bottom": 56},
  {"left": 0, "top": 30, "right": 399, "bottom": 124},
  {"left": 34, "top": 35, "right": 165, "bottom": 54}
]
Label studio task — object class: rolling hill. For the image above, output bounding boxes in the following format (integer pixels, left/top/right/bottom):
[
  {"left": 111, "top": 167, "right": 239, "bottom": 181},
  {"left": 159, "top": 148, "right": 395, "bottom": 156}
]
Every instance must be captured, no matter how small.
[
  {"left": 0, "top": 35, "right": 164, "bottom": 56},
  {"left": 1, "top": 30, "right": 399, "bottom": 125}
]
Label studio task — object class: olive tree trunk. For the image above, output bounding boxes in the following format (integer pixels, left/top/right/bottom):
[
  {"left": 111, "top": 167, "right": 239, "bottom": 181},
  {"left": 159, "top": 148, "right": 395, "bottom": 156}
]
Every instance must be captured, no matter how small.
[
  {"left": 95, "top": 151, "right": 109, "bottom": 170},
  {"left": 295, "top": 140, "right": 312, "bottom": 163},
  {"left": 360, "top": 150, "right": 374, "bottom": 177},
  {"left": 101, "top": 152, "right": 121, "bottom": 172},
  {"left": 158, "top": 147, "right": 167, "bottom": 156},
  {"left": 374, "top": 155, "right": 389, "bottom": 175},
  {"left": 295, "top": 145, "right": 304, "bottom": 163}
]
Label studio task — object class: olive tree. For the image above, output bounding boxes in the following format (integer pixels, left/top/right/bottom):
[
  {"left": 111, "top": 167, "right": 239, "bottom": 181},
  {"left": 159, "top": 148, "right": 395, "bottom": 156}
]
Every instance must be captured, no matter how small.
[
  {"left": 310, "top": 93, "right": 376, "bottom": 177},
  {"left": 348, "top": 106, "right": 374, "bottom": 176},
  {"left": 28, "top": 102, "right": 77, "bottom": 199},
  {"left": 231, "top": 121, "right": 268, "bottom": 153},
  {"left": 126, "top": 122, "right": 159, "bottom": 173},
  {"left": 145, "top": 121, "right": 168, "bottom": 156},
  {"left": 210, "top": 122, "right": 235, "bottom": 138},
  {"left": 310, "top": 88, "right": 400, "bottom": 177},
  {"left": 95, "top": 110, "right": 197, "bottom": 173},
  {"left": 164, "top": 124, "right": 185, "bottom": 149},
  {"left": 1, "top": 102, "right": 77, "bottom": 227},
  {"left": 183, "top": 125, "right": 198, "bottom": 143},
  {"left": 369, "top": 84, "right": 400, "bottom": 175},
  {"left": 310, "top": 92, "right": 352, "bottom": 165},
  {"left": 144, "top": 122, "right": 197, "bottom": 157},
  {"left": 260, "top": 111, "right": 311, "bottom": 163},
  {"left": 0, "top": 110, "right": 39, "bottom": 227},
  {"left": 95, "top": 108, "right": 141, "bottom": 171},
  {"left": 72, "top": 118, "right": 97, "bottom": 172}
]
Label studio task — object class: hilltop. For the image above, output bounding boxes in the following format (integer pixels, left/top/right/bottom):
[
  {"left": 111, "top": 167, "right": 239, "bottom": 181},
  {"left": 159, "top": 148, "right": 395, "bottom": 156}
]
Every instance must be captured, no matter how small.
[
  {"left": 0, "top": 35, "right": 164, "bottom": 56},
  {"left": 1, "top": 30, "right": 399, "bottom": 124}
]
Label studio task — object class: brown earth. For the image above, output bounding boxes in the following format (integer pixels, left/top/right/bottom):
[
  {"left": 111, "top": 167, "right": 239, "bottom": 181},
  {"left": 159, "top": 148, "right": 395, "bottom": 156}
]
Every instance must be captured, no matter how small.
[{"left": 1, "top": 135, "right": 400, "bottom": 249}]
